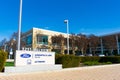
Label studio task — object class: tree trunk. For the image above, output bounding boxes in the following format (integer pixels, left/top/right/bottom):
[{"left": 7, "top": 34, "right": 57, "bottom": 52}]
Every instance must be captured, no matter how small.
[
  {"left": 61, "top": 41, "right": 64, "bottom": 54},
  {"left": 110, "top": 49, "right": 113, "bottom": 55},
  {"left": 72, "top": 49, "right": 75, "bottom": 55},
  {"left": 81, "top": 48, "right": 84, "bottom": 55}
]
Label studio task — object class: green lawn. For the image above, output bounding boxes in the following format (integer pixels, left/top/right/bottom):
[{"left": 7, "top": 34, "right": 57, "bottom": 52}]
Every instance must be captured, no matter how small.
[{"left": 5, "top": 62, "right": 14, "bottom": 66}]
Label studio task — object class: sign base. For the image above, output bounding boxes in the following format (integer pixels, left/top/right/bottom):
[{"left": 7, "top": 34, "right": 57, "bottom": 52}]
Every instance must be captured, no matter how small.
[{"left": 5, "top": 65, "right": 62, "bottom": 73}]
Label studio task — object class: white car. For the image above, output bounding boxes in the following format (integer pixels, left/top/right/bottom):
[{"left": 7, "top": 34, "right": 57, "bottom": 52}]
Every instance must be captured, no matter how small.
[
  {"left": 87, "top": 54, "right": 93, "bottom": 56},
  {"left": 98, "top": 54, "right": 105, "bottom": 57}
]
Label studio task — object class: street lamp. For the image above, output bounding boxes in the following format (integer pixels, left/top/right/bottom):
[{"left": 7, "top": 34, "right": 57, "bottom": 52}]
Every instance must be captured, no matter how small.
[
  {"left": 100, "top": 37, "right": 103, "bottom": 54},
  {"left": 64, "top": 20, "right": 69, "bottom": 55},
  {"left": 116, "top": 35, "right": 119, "bottom": 55},
  {"left": 17, "top": 0, "right": 23, "bottom": 50}
]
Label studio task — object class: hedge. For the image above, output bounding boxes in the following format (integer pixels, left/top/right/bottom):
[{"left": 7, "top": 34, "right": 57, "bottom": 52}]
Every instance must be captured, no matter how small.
[
  {"left": 55, "top": 55, "right": 120, "bottom": 68},
  {"left": 80, "top": 56, "right": 100, "bottom": 62},
  {"left": 79, "top": 56, "right": 120, "bottom": 63},
  {"left": 83, "top": 61, "right": 99, "bottom": 66},
  {"left": 99, "top": 56, "right": 120, "bottom": 63},
  {"left": 0, "top": 50, "right": 7, "bottom": 72},
  {"left": 55, "top": 54, "right": 80, "bottom": 68}
]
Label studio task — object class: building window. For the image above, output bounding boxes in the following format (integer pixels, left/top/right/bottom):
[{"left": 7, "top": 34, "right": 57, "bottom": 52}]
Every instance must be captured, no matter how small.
[
  {"left": 37, "top": 35, "right": 48, "bottom": 45},
  {"left": 26, "top": 34, "right": 32, "bottom": 45}
]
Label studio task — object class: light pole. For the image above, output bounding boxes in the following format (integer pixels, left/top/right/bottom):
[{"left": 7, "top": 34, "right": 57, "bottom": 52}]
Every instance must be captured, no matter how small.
[
  {"left": 100, "top": 37, "right": 103, "bottom": 54},
  {"left": 64, "top": 20, "right": 69, "bottom": 55},
  {"left": 116, "top": 35, "right": 119, "bottom": 55},
  {"left": 17, "top": 0, "right": 23, "bottom": 50}
]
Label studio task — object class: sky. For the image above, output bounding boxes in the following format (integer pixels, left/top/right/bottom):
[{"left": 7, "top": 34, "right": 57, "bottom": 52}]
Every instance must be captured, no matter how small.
[{"left": 0, "top": 0, "right": 120, "bottom": 41}]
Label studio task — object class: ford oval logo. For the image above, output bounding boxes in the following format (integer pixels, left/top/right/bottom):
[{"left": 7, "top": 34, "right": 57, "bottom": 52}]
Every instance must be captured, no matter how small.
[{"left": 20, "top": 53, "right": 31, "bottom": 58}]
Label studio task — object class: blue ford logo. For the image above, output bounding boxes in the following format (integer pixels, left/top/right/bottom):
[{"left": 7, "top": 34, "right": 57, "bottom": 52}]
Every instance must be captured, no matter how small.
[{"left": 20, "top": 53, "right": 31, "bottom": 58}]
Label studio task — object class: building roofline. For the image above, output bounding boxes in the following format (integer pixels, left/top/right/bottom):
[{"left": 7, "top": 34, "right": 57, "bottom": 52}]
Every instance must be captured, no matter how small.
[
  {"left": 33, "top": 27, "right": 67, "bottom": 35},
  {"left": 22, "top": 28, "right": 33, "bottom": 35},
  {"left": 99, "top": 32, "right": 120, "bottom": 37}
]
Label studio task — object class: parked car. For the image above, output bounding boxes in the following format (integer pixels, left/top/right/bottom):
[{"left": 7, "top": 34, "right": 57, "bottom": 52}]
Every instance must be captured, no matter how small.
[
  {"left": 75, "top": 52, "right": 85, "bottom": 56},
  {"left": 86, "top": 53, "right": 93, "bottom": 56},
  {"left": 78, "top": 54, "right": 85, "bottom": 56},
  {"left": 98, "top": 54, "right": 105, "bottom": 57}
]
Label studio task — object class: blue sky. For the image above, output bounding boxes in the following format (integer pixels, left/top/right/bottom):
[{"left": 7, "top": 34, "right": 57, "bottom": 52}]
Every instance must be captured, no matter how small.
[{"left": 0, "top": 0, "right": 120, "bottom": 41}]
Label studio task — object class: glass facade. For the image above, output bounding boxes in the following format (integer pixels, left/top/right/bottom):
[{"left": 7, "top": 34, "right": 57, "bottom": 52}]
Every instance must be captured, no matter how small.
[
  {"left": 119, "top": 42, "right": 120, "bottom": 48},
  {"left": 37, "top": 35, "right": 48, "bottom": 45},
  {"left": 26, "top": 35, "right": 32, "bottom": 45}
]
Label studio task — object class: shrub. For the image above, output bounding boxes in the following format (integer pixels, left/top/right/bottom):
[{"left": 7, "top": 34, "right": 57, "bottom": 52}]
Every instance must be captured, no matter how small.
[
  {"left": 56, "top": 55, "right": 120, "bottom": 68},
  {"left": 80, "top": 56, "right": 100, "bottom": 63},
  {"left": 106, "top": 62, "right": 112, "bottom": 64},
  {"left": 99, "top": 56, "right": 120, "bottom": 63},
  {"left": 80, "top": 56, "right": 120, "bottom": 64},
  {"left": 83, "top": 61, "right": 99, "bottom": 66},
  {"left": 0, "top": 50, "right": 7, "bottom": 72},
  {"left": 55, "top": 54, "right": 80, "bottom": 68}
]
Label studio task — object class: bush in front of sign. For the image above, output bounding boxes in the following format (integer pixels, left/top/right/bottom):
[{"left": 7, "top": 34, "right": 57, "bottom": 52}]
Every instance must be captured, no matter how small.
[{"left": 0, "top": 50, "right": 7, "bottom": 72}]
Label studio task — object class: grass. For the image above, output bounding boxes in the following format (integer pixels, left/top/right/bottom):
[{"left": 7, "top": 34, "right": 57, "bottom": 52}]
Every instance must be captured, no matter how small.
[
  {"left": 83, "top": 61, "right": 112, "bottom": 66},
  {"left": 5, "top": 62, "right": 14, "bottom": 66},
  {"left": 83, "top": 61, "right": 99, "bottom": 66}
]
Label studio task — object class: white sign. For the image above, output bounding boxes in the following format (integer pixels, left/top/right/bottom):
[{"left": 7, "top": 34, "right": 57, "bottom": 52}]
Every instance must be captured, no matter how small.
[{"left": 15, "top": 50, "right": 55, "bottom": 66}]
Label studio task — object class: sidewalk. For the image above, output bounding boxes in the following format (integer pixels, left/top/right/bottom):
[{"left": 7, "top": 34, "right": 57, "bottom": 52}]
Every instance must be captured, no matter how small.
[{"left": 0, "top": 64, "right": 120, "bottom": 80}]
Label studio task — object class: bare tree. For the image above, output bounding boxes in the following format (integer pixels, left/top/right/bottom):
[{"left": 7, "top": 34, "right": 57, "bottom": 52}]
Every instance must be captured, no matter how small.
[
  {"left": 7, "top": 32, "right": 18, "bottom": 52},
  {"left": 76, "top": 34, "right": 88, "bottom": 55},
  {"left": 0, "top": 38, "right": 7, "bottom": 50},
  {"left": 7, "top": 32, "right": 25, "bottom": 52},
  {"left": 51, "top": 34, "right": 65, "bottom": 54},
  {"left": 69, "top": 33, "right": 77, "bottom": 55},
  {"left": 102, "top": 35, "right": 117, "bottom": 55},
  {"left": 88, "top": 34, "right": 99, "bottom": 55}
]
